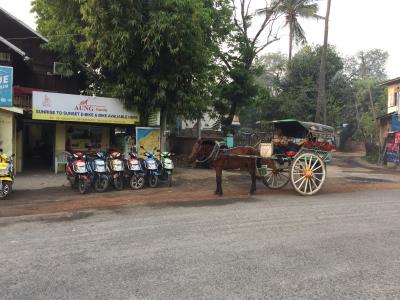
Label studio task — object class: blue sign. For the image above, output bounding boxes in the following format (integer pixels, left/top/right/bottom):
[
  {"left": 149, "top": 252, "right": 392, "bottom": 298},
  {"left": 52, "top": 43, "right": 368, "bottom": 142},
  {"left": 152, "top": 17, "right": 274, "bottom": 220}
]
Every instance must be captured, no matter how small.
[{"left": 0, "top": 66, "right": 13, "bottom": 107}]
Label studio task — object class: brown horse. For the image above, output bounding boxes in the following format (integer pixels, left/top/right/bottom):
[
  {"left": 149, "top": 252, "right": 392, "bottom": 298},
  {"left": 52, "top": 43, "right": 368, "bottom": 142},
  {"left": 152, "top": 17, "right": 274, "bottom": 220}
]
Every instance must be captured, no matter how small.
[{"left": 189, "top": 139, "right": 260, "bottom": 196}]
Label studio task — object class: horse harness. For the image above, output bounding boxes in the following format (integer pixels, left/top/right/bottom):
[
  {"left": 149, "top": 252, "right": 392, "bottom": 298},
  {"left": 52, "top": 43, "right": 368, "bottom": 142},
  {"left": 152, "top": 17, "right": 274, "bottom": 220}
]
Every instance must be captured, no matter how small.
[{"left": 196, "top": 141, "right": 259, "bottom": 165}]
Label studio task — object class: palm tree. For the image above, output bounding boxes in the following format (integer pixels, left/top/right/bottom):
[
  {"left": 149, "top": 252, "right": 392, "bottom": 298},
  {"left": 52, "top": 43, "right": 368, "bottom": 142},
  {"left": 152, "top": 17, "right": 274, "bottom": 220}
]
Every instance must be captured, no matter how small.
[
  {"left": 257, "top": 0, "right": 322, "bottom": 62},
  {"left": 316, "top": 0, "right": 331, "bottom": 123}
]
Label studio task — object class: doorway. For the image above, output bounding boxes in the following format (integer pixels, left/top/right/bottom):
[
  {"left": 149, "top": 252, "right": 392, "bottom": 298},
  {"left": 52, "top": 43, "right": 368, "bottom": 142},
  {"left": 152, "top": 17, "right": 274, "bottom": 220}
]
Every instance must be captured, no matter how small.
[{"left": 23, "top": 122, "right": 55, "bottom": 171}]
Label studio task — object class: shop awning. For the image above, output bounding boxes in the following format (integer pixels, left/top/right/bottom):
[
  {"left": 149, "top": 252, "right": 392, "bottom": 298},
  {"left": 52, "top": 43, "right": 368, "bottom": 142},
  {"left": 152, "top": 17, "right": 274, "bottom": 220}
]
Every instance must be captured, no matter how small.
[
  {"left": 0, "top": 106, "right": 23, "bottom": 114},
  {"left": 13, "top": 86, "right": 44, "bottom": 97}
]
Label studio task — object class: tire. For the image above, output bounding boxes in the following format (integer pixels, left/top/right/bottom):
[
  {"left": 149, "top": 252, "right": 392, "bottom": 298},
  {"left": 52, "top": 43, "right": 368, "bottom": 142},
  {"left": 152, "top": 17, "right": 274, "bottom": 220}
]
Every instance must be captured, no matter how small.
[
  {"left": 78, "top": 179, "right": 88, "bottom": 194},
  {"left": 148, "top": 174, "right": 159, "bottom": 188},
  {"left": 94, "top": 176, "right": 109, "bottom": 193},
  {"left": 290, "top": 153, "right": 326, "bottom": 196},
  {"left": 167, "top": 174, "right": 172, "bottom": 187},
  {"left": 113, "top": 175, "right": 124, "bottom": 190},
  {"left": 0, "top": 181, "right": 11, "bottom": 199},
  {"left": 130, "top": 174, "right": 145, "bottom": 190},
  {"left": 262, "top": 168, "right": 290, "bottom": 190}
]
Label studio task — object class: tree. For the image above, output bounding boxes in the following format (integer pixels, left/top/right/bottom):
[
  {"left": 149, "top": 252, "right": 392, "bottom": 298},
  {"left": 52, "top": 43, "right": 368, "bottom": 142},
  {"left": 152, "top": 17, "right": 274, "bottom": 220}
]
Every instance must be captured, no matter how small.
[
  {"left": 315, "top": 0, "right": 331, "bottom": 124},
  {"left": 257, "top": 0, "right": 322, "bottom": 62},
  {"left": 274, "top": 45, "right": 347, "bottom": 123},
  {"left": 215, "top": 0, "right": 283, "bottom": 132},
  {"left": 33, "top": 0, "right": 232, "bottom": 139},
  {"left": 345, "top": 49, "right": 388, "bottom": 160}
]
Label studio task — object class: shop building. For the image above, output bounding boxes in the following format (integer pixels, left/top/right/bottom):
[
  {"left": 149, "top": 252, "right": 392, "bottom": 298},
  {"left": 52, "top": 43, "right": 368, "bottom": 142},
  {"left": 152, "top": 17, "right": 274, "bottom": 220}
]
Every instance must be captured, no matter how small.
[
  {"left": 377, "top": 77, "right": 400, "bottom": 145},
  {"left": 0, "top": 8, "right": 154, "bottom": 173}
]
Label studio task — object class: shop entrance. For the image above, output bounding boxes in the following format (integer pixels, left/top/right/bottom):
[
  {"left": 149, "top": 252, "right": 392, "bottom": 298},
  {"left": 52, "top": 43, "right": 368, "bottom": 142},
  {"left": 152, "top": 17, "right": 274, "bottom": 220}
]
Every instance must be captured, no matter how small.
[{"left": 23, "top": 122, "right": 55, "bottom": 171}]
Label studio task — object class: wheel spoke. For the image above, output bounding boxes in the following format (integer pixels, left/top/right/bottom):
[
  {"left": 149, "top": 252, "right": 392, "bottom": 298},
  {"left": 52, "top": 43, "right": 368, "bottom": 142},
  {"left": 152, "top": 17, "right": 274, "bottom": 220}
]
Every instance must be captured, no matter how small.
[
  {"left": 294, "top": 175, "right": 305, "bottom": 184},
  {"left": 310, "top": 177, "right": 319, "bottom": 188},
  {"left": 310, "top": 158, "right": 319, "bottom": 170},
  {"left": 312, "top": 165, "right": 323, "bottom": 172},
  {"left": 313, "top": 176, "right": 322, "bottom": 182},
  {"left": 297, "top": 177, "right": 307, "bottom": 190}
]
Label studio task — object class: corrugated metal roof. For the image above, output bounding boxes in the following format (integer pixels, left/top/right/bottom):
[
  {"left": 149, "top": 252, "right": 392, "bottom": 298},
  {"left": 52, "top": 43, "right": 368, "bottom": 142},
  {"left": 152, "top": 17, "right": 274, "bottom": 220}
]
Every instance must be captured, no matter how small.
[{"left": 0, "top": 7, "right": 48, "bottom": 42}]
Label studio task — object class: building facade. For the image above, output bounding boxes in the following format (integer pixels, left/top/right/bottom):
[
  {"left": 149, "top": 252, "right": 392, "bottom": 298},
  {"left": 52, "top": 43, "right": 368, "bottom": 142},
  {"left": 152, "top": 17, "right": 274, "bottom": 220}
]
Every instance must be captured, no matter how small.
[
  {"left": 0, "top": 8, "right": 155, "bottom": 173},
  {"left": 377, "top": 77, "right": 400, "bottom": 145}
]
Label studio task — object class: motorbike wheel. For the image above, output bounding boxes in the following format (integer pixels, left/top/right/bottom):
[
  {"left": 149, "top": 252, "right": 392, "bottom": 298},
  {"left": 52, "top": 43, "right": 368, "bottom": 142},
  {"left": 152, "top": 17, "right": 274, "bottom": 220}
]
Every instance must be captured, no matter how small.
[
  {"left": 78, "top": 180, "right": 88, "bottom": 194},
  {"left": 94, "top": 177, "right": 109, "bottom": 193},
  {"left": 0, "top": 182, "right": 11, "bottom": 199},
  {"left": 113, "top": 176, "right": 124, "bottom": 190},
  {"left": 130, "top": 175, "right": 145, "bottom": 190},
  {"left": 167, "top": 174, "right": 172, "bottom": 187},
  {"left": 148, "top": 174, "right": 159, "bottom": 188}
]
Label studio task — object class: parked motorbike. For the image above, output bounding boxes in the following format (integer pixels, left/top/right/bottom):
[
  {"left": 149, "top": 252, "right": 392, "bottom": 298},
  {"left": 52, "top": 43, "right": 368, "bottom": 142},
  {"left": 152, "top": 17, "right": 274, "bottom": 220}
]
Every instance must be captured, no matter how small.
[
  {"left": 125, "top": 152, "right": 146, "bottom": 190},
  {"left": 108, "top": 151, "right": 125, "bottom": 190},
  {"left": 66, "top": 151, "right": 91, "bottom": 194},
  {"left": 159, "top": 152, "right": 174, "bottom": 187},
  {"left": 88, "top": 151, "right": 111, "bottom": 193},
  {"left": 0, "top": 149, "right": 15, "bottom": 199},
  {"left": 141, "top": 146, "right": 160, "bottom": 188}
]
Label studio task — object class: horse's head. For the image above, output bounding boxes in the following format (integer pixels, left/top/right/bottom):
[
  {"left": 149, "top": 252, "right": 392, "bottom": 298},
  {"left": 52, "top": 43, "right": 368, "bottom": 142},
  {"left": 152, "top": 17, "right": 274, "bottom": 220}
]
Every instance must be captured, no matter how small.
[{"left": 188, "top": 139, "right": 203, "bottom": 162}]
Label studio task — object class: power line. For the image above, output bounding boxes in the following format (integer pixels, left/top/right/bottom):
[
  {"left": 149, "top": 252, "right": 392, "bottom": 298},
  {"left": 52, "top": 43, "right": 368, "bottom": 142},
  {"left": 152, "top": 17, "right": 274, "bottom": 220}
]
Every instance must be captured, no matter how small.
[{"left": 6, "top": 33, "right": 83, "bottom": 40}]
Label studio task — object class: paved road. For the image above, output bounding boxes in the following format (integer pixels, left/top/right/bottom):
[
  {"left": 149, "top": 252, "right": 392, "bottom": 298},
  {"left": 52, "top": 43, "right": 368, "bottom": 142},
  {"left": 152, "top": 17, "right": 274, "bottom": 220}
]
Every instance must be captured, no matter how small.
[{"left": 1, "top": 190, "right": 400, "bottom": 299}]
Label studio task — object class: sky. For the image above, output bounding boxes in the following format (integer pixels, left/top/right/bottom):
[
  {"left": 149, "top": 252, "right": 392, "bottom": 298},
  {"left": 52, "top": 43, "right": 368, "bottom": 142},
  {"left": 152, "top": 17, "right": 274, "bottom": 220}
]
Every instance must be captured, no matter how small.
[{"left": 0, "top": 0, "right": 399, "bottom": 78}]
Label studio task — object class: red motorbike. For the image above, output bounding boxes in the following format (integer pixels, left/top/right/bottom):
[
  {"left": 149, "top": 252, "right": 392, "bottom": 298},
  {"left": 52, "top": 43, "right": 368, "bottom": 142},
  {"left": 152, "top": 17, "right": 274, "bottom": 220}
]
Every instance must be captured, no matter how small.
[{"left": 66, "top": 152, "right": 90, "bottom": 194}]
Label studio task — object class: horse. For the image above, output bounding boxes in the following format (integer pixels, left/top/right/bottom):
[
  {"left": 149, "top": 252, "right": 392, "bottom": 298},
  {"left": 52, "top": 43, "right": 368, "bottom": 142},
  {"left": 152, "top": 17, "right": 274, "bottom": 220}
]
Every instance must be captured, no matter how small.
[{"left": 189, "top": 139, "right": 261, "bottom": 196}]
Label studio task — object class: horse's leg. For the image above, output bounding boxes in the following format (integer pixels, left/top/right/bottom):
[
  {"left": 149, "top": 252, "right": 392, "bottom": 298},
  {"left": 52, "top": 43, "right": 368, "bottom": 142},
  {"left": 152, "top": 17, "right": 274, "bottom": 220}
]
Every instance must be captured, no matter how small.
[
  {"left": 214, "top": 168, "right": 219, "bottom": 195},
  {"left": 215, "top": 166, "right": 223, "bottom": 196},
  {"left": 249, "top": 160, "right": 257, "bottom": 194}
]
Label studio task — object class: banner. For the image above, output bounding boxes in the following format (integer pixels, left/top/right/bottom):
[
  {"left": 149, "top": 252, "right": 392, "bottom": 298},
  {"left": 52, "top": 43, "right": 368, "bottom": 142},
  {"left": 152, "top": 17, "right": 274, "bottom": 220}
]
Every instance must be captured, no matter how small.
[
  {"left": 32, "top": 91, "right": 139, "bottom": 125},
  {"left": 136, "top": 127, "right": 160, "bottom": 158},
  {"left": 0, "top": 66, "right": 13, "bottom": 107}
]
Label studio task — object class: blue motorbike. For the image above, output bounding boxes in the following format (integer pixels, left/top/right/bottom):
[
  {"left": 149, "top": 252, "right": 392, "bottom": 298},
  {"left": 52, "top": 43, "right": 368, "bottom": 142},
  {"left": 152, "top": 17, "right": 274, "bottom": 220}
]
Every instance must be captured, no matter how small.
[
  {"left": 87, "top": 151, "right": 111, "bottom": 193},
  {"left": 140, "top": 146, "right": 160, "bottom": 188}
]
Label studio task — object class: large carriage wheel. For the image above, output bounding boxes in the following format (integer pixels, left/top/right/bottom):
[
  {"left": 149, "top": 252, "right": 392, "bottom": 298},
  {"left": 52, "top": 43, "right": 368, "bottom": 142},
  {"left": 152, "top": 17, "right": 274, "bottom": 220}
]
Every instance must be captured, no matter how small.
[
  {"left": 290, "top": 152, "right": 326, "bottom": 196},
  {"left": 262, "top": 168, "right": 290, "bottom": 190}
]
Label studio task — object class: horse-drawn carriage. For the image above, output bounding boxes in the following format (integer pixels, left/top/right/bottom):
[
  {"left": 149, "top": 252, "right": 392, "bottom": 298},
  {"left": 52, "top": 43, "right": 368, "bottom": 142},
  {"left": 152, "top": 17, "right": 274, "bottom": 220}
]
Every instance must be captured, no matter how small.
[
  {"left": 189, "top": 119, "right": 335, "bottom": 196},
  {"left": 257, "top": 119, "right": 334, "bottom": 196}
]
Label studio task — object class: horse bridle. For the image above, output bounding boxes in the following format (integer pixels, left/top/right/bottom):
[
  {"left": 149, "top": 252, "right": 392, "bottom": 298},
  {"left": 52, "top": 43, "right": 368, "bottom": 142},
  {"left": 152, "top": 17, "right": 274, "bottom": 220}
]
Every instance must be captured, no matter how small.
[{"left": 195, "top": 141, "right": 221, "bottom": 164}]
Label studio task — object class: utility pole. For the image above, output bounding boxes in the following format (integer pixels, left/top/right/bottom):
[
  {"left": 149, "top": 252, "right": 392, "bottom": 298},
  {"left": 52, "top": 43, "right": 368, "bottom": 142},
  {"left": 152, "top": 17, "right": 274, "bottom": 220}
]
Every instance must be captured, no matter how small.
[{"left": 316, "top": 0, "right": 332, "bottom": 124}]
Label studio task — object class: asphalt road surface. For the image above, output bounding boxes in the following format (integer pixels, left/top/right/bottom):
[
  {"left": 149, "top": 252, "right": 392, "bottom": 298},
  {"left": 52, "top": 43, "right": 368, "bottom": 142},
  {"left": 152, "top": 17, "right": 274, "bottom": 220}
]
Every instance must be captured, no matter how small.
[{"left": 1, "top": 189, "right": 400, "bottom": 299}]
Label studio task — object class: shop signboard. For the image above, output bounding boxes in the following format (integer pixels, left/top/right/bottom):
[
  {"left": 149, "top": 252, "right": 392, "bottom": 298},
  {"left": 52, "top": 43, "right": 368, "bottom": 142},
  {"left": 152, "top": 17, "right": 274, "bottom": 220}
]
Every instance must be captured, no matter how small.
[
  {"left": 32, "top": 91, "right": 139, "bottom": 125},
  {"left": 0, "top": 66, "right": 13, "bottom": 107},
  {"left": 385, "top": 131, "right": 400, "bottom": 163},
  {"left": 136, "top": 127, "right": 160, "bottom": 158}
]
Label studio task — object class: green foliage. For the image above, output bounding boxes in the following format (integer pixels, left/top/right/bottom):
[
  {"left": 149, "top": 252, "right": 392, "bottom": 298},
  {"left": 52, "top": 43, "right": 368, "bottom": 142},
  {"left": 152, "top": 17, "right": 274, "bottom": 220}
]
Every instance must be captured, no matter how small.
[
  {"left": 275, "top": 45, "right": 348, "bottom": 124},
  {"left": 214, "top": 0, "right": 282, "bottom": 131},
  {"left": 33, "top": 0, "right": 232, "bottom": 125}
]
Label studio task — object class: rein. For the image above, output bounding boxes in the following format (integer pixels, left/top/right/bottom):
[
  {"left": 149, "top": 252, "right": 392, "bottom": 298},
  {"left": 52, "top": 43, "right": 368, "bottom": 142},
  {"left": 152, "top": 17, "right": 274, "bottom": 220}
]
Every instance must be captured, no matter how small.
[{"left": 195, "top": 141, "right": 221, "bottom": 164}]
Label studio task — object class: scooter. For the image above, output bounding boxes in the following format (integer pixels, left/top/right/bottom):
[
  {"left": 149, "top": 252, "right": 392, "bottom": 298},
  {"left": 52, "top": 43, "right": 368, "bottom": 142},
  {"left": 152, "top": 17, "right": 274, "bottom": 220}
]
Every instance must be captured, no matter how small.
[
  {"left": 108, "top": 151, "right": 125, "bottom": 190},
  {"left": 0, "top": 149, "right": 15, "bottom": 199},
  {"left": 66, "top": 151, "right": 91, "bottom": 194},
  {"left": 125, "top": 152, "right": 145, "bottom": 190},
  {"left": 88, "top": 151, "right": 111, "bottom": 193},
  {"left": 141, "top": 146, "right": 160, "bottom": 188},
  {"left": 159, "top": 152, "right": 174, "bottom": 187}
]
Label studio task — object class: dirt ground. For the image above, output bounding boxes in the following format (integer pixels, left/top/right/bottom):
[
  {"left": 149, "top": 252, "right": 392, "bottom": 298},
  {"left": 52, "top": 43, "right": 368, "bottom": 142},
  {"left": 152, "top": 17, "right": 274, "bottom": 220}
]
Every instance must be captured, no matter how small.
[{"left": 1, "top": 151, "right": 400, "bottom": 218}]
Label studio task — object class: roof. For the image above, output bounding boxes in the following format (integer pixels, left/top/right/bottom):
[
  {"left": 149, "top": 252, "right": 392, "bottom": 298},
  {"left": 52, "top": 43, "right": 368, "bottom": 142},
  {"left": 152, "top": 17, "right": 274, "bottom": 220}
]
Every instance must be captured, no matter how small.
[
  {"left": 377, "top": 112, "right": 396, "bottom": 120},
  {"left": 377, "top": 77, "right": 400, "bottom": 87},
  {"left": 14, "top": 86, "right": 44, "bottom": 97},
  {"left": 0, "top": 36, "right": 30, "bottom": 60},
  {"left": 272, "top": 119, "right": 334, "bottom": 138},
  {"left": 0, "top": 7, "right": 48, "bottom": 42},
  {"left": 0, "top": 106, "right": 24, "bottom": 114}
]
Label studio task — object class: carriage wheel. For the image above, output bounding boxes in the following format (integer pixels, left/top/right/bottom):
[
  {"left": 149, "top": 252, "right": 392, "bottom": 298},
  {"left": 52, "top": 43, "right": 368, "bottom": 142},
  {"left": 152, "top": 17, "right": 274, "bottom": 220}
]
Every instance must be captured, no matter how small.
[
  {"left": 290, "top": 153, "right": 326, "bottom": 196},
  {"left": 262, "top": 168, "right": 290, "bottom": 190}
]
